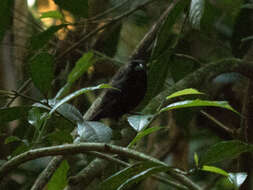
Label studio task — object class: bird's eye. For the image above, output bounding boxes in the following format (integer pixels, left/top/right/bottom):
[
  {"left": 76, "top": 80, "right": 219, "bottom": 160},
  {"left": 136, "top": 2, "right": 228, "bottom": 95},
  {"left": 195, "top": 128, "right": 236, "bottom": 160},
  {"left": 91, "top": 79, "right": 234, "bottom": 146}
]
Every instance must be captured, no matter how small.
[
  {"left": 135, "top": 64, "right": 142, "bottom": 71},
  {"left": 134, "top": 63, "right": 145, "bottom": 71}
]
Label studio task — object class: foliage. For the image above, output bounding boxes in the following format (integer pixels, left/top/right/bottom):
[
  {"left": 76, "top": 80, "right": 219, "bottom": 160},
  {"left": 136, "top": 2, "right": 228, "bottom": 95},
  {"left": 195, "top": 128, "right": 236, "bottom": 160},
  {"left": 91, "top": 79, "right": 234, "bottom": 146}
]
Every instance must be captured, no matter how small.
[{"left": 0, "top": 0, "right": 252, "bottom": 189}]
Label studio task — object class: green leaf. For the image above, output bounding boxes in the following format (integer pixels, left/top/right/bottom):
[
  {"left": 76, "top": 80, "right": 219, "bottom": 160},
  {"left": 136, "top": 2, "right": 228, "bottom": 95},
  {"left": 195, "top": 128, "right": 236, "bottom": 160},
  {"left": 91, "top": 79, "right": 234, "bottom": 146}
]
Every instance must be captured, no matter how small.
[
  {"left": 29, "top": 24, "right": 66, "bottom": 51},
  {"left": 101, "top": 162, "right": 169, "bottom": 190},
  {"left": 75, "top": 121, "right": 112, "bottom": 143},
  {"left": 189, "top": 0, "right": 205, "bottom": 29},
  {"left": 241, "top": 3, "right": 253, "bottom": 9},
  {"left": 0, "top": 0, "right": 14, "bottom": 42},
  {"left": 49, "top": 84, "right": 113, "bottom": 116},
  {"left": 29, "top": 52, "right": 54, "bottom": 95},
  {"left": 169, "top": 56, "right": 200, "bottom": 82},
  {"left": 167, "top": 88, "right": 204, "bottom": 99},
  {"left": 140, "top": 0, "right": 188, "bottom": 108},
  {"left": 53, "top": 0, "right": 88, "bottom": 18},
  {"left": 0, "top": 106, "right": 31, "bottom": 123},
  {"left": 152, "top": 0, "right": 189, "bottom": 57},
  {"left": 160, "top": 99, "right": 239, "bottom": 114},
  {"left": 47, "top": 160, "right": 69, "bottom": 190},
  {"left": 28, "top": 107, "right": 46, "bottom": 130},
  {"left": 129, "top": 126, "right": 162, "bottom": 148},
  {"left": 47, "top": 130, "right": 73, "bottom": 144},
  {"left": 127, "top": 115, "right": 153, "bottom": 132},
  {"left": 55, "top": 83, "right": 72, "bottom": 99},
  {"left": 228, "top": 172, "right": 247, "bottom": 189},
  {"left": 194, "top": 153, "right": 199, "bottom": 167},
  {"left": 241, "top": 35, "right": 253, "bottom": 43},
  {"left": 40, "top": 10, "right": 63, "bottom": 19},
  {"left": 200, "top": 140, "right": 253, "bottom": 165},
  {"left": 11, "top": 143, "right": 31, "bottom": 157},
  {"left": 201, "top": 165, "right": 229, "bottom": 176},
  {"left": 118, "top": 166, "right": 168, "bottom": 190},
  {"left": 33, "top": 99, "right": 83, "bottom": 122},
  {"left": 67, "top": 52, "right": 94, "bottom": 83},
  {"left": 4, "top": 136, "right": 21, "bottom": 144}
]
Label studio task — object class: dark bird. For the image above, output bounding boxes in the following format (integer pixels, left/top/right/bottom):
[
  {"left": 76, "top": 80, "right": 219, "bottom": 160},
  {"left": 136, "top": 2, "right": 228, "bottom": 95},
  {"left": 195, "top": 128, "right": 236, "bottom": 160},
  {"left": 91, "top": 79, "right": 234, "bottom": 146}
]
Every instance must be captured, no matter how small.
[{"left": 85, "top": 60, "right": 147, "bottom": 121}]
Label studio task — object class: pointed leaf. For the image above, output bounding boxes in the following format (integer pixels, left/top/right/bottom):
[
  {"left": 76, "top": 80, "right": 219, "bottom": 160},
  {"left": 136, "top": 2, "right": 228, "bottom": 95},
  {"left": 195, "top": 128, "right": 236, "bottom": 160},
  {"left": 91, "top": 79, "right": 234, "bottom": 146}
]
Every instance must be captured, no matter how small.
[
  {"left": 101, "top": 162, "right": 168, "bottom": 190},
  {"left": 160, "top": 99, "right": 239, "bottom": 114},
  {"left": 29, "top": 53, "right": 54, "bottom": 95},
  {"left": 0, "top": 106, "right": 31, "bottom": 123},
  {"left": 189, "top": 0, "right": 205, "bottom": 29},
  {"left": 127, "top": 115, "right": 153, "bottom": 132},
  {"left": 129, "top": 126, "right": 162, "bottom": 147},
  {"left": 53, "top": 0, "right": 88, "bottom": 18},
  {"left": 49, "top": 84, "right": 113, "bottom": 116},
  {"left": 54, "top": 83, "right": 72, "bottom": 99},
  {"left": 118, "top": 166, "right": 169, "bottom": 190},
  {"left": 4, "top": 136, "right": 21, "bottom": 144},
  {"left": 28, "top": 107, "right": 46, "bottom": 130},
  {"left": 75, "top": 121, "right": 112, "bottom": 143},
  {"left": 33, "top": 99, "right": 83, "bottom": 122},
  {"left": 29, "top": 24, "right": 66, "bottom": 51},
  {"left": 200, "top": 140, "right": 253, "bottom": 165},
  {"left": 67, "top": 52, "right": 94, "bottom": 83},
  {"left": 167, "top": 88, "right": 204, "bottom": 99},
  {"left": 201, "top": 165, "right": 229, "bottom": 176},
  {"left": 47, "top": 160, "right": 69, "bottom": 190},
  {"left": 194, "top": 153, "right": 199, "bottom": 167},
  {"left": 228, "top": 173, "right": 247, "bottom": 189},
  {"left": 140, "top": 0, "right": 189, "bottom": 108},
  {"left": 40, "top": 10, "right": 63, "bottom": 19}
]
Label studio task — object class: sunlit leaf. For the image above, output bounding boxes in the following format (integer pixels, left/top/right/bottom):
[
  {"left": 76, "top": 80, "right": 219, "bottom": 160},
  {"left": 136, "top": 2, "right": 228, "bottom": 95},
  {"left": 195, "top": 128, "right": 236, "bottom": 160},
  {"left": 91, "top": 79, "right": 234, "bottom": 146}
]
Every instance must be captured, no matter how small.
[
  {"left": 40, "top": 10, "right": 63, "bottom": 19},
  {"left": 160, "top": 99, "right": 239, "bottom": 114},
  {"left": 167, "top": 88, "right": 204, "bottom": 99},
  {"left": 201, "top": 165, "right": 228, "bottom": 176}
]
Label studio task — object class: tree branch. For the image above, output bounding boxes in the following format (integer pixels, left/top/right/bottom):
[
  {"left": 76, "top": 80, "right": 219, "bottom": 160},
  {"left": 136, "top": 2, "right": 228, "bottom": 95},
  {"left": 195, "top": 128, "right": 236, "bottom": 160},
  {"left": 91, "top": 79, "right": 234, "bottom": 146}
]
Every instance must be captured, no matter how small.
[{"left": 0, "top": 142, "right": 201, "bottom": 190}]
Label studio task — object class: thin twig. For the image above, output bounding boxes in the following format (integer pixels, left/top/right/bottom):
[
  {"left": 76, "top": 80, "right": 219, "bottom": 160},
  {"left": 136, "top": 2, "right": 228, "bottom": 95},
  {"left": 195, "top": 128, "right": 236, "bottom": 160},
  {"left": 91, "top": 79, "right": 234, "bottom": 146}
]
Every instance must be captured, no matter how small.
[
  {"left": 4, "top": 79, "right": 32, "bottom": 107},
  {"left": 56, "top": 0, "right": 158, "bottom": 60},
  {"left": 200, "top": 110, "right": 235, "bottom": 136}
]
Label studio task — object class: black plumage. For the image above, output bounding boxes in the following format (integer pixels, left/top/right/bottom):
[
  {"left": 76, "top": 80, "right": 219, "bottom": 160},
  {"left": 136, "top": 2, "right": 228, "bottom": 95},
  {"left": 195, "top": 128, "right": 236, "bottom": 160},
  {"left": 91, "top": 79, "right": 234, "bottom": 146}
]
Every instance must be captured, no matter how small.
[{"left": 87, "top": 60, "right": 147, "bottom": 121}]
